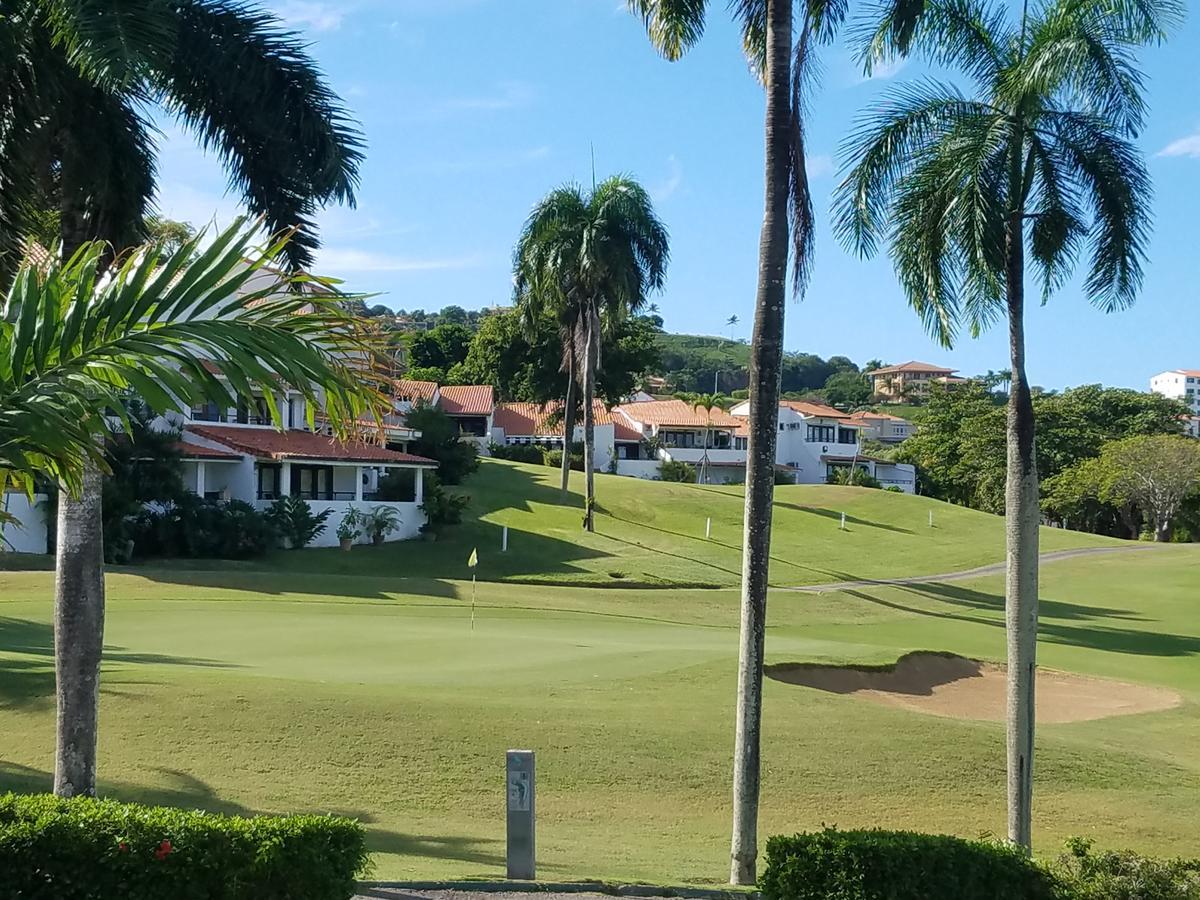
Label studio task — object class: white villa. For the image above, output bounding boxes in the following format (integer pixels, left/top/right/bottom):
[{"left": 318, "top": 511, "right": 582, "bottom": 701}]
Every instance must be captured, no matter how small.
[
  {"left": 847, "top": 409, "right": 916, "bottom": 443},
  {"left": 492, "top": 400, "right": 618, "bottom": 471},
  {"left": 613, "top": 399, "right": 749, "bottom": 483}
]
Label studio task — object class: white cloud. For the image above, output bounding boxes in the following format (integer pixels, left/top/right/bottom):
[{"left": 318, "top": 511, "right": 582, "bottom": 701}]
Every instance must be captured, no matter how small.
[
  {"left": 651, "top": 155, "right": 683, "bottom": 202},
  {"left": 1157, "top": 132, "right": 1200, "bottom": 158},
  {"left": 315, "top": 248, "right": 488, "bottom": 273},
  {"left": 273, "top": 1, "right": 345, "bottom": 32},
  {"left": 805, "top": 154, "right": 834, "bottom": 179},
  {"left": 856, "top": 57, "right": 907, "bottom": 83}
]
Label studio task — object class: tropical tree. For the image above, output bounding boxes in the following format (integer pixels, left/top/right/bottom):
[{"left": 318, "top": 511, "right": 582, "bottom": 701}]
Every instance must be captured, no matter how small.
[
  {"left": 1, "top": 224, "right": 381, "bottom": 795},
  {"left": 514, "top": 177, "right": 669, "bottom": 530},
  {"left": 835, "top": 0, "right": 1177, "bottom": 849},
  {"left": 726, "top": 314, "right": 740, "bottom": 340},
  {"left": 1, "top": 2, "right": 362, "bottom": 799},
  {"left": 627, "top": 0, "right": 928, "bottom": 883},
  {"left": 693, "top": 392, "right": 725, "bottom": 484}
]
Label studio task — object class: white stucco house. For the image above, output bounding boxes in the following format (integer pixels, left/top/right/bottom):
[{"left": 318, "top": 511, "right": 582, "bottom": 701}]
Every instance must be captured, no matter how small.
[
  {"left": 613, "top": 399, "right": 749, "bottom": 483},
  {"left": 491, "top": 400, "right": 617, "bottom": 471},
  {"left": 847, "top": 410, "right": 916, "bottom": 443}
]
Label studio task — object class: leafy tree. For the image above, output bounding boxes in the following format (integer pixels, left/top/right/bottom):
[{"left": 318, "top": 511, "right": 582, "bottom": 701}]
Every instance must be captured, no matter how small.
[
  {"left": 628, "top": 0, "right": 929, "bottom": 880},
  {"left": 266, "top": 497, "right": 334, "bottom": 549},
  {"left": 838, "top": 0, "right": 1178, "bottom": 843},
  {"left": 823, "top": 370, "right": 872, "bottom": 408},
  {"left": 1090, "top": 436, "right": 1200, "bottom": 541},
  {"left": 405, "top": 323, "right": 473, "bottom": 379},
  {"left": 514, "top": 177, "right": 668, "bottom": 529},
  {"left": 659, "top": 459, "right": 697, "bottom": 483},
  {"left": 0, "top": 225, "right": 380, "bottom": 797},
  {"left": 405, "top": 402, "right": 479, "bottom": 486}
]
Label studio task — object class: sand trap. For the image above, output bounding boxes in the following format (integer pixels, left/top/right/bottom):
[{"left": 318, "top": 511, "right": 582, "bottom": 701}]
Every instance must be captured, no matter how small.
[{"left": 765, "top": 651, "right": 1182, "bottom": 724}]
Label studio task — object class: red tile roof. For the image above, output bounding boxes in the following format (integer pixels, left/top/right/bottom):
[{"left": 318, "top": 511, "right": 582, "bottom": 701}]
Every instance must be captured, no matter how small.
[
  {"left": 613, "top": 420, "right": 643, "bottom": 442},
  {"left": 614, "top": 399, "right": 742, "bottom": 429},
  {"left": 173, "top": 440, "right": 241, "bottom": 461},
  {"left": 494, "top": 400, "right": 612, "bottom": 436},
  {"left": 780, "top": 400, "right": 850, "bottom": 419},
  {"left": 848, "top": 410, "right": 910, "bottom": 423},
  {"left": 869, "top": 361, "right": 956, "bottom": 375},
  {"left": 394, "top": 379, "right": 439, "bottom": 402},
  {"left": 438, "top": 384, "right": 494, "bottom": 416},
  {"left": 184, "top": 425, "right": 436, "bottom": 465}
]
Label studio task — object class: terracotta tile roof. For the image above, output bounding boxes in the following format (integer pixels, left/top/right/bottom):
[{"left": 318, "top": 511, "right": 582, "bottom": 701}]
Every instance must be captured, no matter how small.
[
  {"left": 438, "top": 384, "right": 495, "bottom": 416},
  {"left": 394, "top": 379, "right": 439, "bottom": 402},
  {"left": 848, "top": 410, "right": 910, "bottom": 423},
  {"left": 869, "top": 361, "right": 957, "bottom": 375},
  {"left": 494, "top": 400, "right": 612, "bottom": 436},
  {"left": 780, "top": 400, "right": 850, "bottom": 419},
  {"left": 614, "top": 399, "right": 742, "bottom": 429},
  {"left": 185, "top": 425, "right": 436, "bottom": 465},
  {"left": 173, "top": 440, "right": 242, "bottom": 461},
  {"left": 613, "top": 420, "right": 643, "bottom": 442},
  {"left": 1173, "top": 369, "right": 1200, "bottom": 377}
]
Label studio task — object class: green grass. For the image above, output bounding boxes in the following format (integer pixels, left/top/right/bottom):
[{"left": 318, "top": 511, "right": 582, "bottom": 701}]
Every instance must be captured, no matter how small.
[
  {"left": 1, "top": 527, "right": 1197, "bottom": 884},
  {"left": 168, "top": 459, "right": 1110, "bottom": 588}
]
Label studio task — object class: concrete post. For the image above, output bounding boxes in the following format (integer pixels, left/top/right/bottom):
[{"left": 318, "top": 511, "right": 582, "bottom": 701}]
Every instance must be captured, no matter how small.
[
  {"left": 415, "top": 468, "right": 425, "bottom": 504},
  {"left": 502, "top": 525, "right": 509, "bottom": 552},
  {"left": 840, "top": 512, "right": 846, "bottom": 531},
  {"left": 705, "top": 517, "right": 712, "bottom": 539},
  {"left": 195, "top": 461, "right": 206, "bottom": 499},
  {"left": 280, "top": 461, "right": 292, "bottom": 497},
  {"left": 354, "top": 465, "right": 364, "bottom": 502},
  {"left": 506, "top": 750, "right": 535, "bottom": 880}
]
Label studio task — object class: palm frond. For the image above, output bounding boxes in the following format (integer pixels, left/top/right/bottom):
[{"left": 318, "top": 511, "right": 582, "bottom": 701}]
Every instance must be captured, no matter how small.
[
  {"left": 39, "top": 0, "right": 176, "bottom": 88},
  {"left": 159, "top": 0, "right": 364, "bottom": 270},
  {"left": 855, "top": 0, "right": 1012, "bottom": 78},
  {"left": 627, "top": 0, "right": 709, "bottom": 60},
  {"left": 1026, "top": 130, "right": 1085, "bottom": 301}
]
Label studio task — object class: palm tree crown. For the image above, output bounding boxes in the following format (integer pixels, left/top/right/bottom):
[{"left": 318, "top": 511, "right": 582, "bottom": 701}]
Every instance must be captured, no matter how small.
[{"left": 836, "top": 0, "right": 1179, "bottom": 344}]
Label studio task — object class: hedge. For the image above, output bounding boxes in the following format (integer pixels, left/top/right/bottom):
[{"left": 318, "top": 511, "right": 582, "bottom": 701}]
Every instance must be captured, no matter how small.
[
  {"left": 761, "top": 828, "right": 1058, "bottom": 900},
  {"left": 0, "top": 794, "right": 369, "bottom": 900}
]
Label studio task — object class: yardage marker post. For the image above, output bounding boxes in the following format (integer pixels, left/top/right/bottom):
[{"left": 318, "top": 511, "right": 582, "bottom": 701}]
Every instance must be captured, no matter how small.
[
  {"left": 840, "top": 512, "right": 846, "bottom": 531},
  {"left": 506, "top": 750, "right": 536, "bottom": 879},
  {"left": 502, "top": 525, "right": 509, "bottom": 552},
  {"left": 705, "top": 517, "right": 712, "bottom": 539}
]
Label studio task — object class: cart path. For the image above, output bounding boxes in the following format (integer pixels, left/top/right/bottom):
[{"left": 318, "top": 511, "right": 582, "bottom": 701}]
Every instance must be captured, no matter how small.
[{"left": 775, "top": 544, "right": 1157, "bottom": 594}]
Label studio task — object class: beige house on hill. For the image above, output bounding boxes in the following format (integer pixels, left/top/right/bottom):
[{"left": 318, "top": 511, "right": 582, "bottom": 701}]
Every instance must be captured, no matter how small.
[{"left": 870, "top": 361, "right": 958, "bottom": 401}]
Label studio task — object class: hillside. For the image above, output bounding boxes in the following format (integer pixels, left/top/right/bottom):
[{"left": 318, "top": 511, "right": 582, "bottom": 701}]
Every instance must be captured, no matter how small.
[{"left": 261, "top": 459, "right": 1116, "bottom": 586}]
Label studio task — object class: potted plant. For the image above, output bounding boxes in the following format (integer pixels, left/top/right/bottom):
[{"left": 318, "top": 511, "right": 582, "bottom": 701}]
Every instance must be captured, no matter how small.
[
  {"left": 336, "top": 508, "right": 361, "bottom": 551},
  {"left": 364, "top": 506, "right": 401, "bottom": 546}
]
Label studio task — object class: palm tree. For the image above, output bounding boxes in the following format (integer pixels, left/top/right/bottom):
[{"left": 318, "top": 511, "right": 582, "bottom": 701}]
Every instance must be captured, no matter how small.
[
  {"left": 1, "top": 3, "right": 362, "bottom": 798},
  {"left": 726, "top": 314, "right": 740, "bottom": 341},
  {"left": 1, "top": 224, "right": 380, "bottom": 795},
  {"left": 627, "top": 1, "right": 934, "bottom": 882},
  {"left": 693, "top": 392, "right": 724, "bottom": 484},
  {"left": 835, "top": 0, "right": 1175, "bottom": 849},
  {"left": 514, "top": 177, "right": 669, "bottom": 531}
]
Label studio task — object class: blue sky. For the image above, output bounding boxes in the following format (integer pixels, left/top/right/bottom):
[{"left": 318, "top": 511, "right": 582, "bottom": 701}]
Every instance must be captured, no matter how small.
[{"left": 153, "top": 0, "right": 1200, "bottom": 391}]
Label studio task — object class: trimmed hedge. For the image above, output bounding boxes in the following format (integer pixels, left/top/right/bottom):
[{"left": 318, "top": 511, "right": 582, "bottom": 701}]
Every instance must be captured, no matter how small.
[
  {"left": 0, "top": 794, "right": 369, "bottom": 900},
  {"left": 762, "top": 828, "right": 1058, "bottom": 900}
]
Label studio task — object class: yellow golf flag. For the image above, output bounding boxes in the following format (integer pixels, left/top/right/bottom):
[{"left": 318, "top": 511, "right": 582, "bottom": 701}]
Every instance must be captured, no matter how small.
[{"left": 467, "top": 548, "right": 478, "bottom": 568}]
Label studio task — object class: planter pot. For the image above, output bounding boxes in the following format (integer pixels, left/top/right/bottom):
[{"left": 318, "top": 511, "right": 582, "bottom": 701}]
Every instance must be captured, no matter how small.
[
  {"left": 372, "top": 534, "right": 386, "bottom": 546},
  {"left": 339, "top": 538, "right": 354, "bottom": 552}
]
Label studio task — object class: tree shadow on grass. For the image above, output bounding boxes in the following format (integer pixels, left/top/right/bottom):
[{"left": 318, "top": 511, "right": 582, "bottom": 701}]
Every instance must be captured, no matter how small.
[
  {"left": 841, "top": 584, "right": 1200, "bottom": 658},
  {"left": 0, "top": 617, "right": 242, "bottom": 711},
  {"left": 772, "top": 500, "right": 915, "bottom": 535},
  {"left": 909, "top": 581, "right": 1149, "bottom": 623}
]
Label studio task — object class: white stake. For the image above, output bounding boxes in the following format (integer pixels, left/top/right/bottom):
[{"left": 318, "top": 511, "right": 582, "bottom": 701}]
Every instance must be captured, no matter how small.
[
  {"left": 840, "top": 512, "right": 846, "bottom": 531},
  {"left": 929, "top": 510, "right": 933, "bottom": 528},
  {"left": 705, "top": 517, "right": 712, "bottom": 539},
  {"left": 502, "top": 525, "right": 509, "bottom": 552}
]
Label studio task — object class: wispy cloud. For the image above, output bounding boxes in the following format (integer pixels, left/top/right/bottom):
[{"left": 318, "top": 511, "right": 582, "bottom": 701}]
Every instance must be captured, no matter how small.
[
  {"left": 273, "top": 1, "right": 345, "bottom": 32},
  {"left": 315, "top": 248, "right": 489, "bottom": 273},
  {"left": 651, "top": 155, "right": 683, "bottom": 202},
  {"left": 856, "top": 57, "right": 907, "bottom": 83},
  {"left": 1157, "top": 131, "right": 1200, "bottom": 158},
  {"left": 805, "top": 154, "right": 834, "bottom": 179}
]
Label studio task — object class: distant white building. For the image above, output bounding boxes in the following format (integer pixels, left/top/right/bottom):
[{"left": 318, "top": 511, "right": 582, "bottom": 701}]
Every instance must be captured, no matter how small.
[
  {"left": 613, "top": 399, "right": 748, "bottom": 483},
  {"left": 847, "top": 410, "right": 915, "bottom": 443},
  {"left": 1150, "top": 369, "right": 1200, "bottom": 416},
  {"left": 491, "top": 400, "right": 616, "bottom": 472}
]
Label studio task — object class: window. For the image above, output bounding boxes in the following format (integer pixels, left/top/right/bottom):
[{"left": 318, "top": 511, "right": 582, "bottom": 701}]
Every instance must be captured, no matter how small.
[
  {"left": 837, "top": 427, "right": 857, "bottom": 445},
  {"left": 807, "top": 424, "right": 835, "bottom": 443},
  {"left": 256, "top": 464, "right": 281, "bottom": 500}
]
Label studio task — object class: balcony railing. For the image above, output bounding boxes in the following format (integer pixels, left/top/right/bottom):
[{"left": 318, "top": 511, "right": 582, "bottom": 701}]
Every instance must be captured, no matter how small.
[
  {"left": 256, "top": 491, "right": 385, "bottom": 502},
  {"left": 191, "top": 410, "right": 273, "bottom": 426}
]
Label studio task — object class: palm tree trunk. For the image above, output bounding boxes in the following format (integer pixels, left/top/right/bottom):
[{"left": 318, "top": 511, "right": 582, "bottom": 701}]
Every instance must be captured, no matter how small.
[
  {"left": 1004, "top": 209, "right": 1039, "bottom": 852},
  {"left": 561, "top": 341, "right": 579, "bottom": 493},
  {"left": 54, "top": 163, "right": 108, "bottom": 798},
  {"left": 731, "top": 0, "right": 792, "bottom": 886},
  {"left": 54, "top": 458, "right": 106, "bottom": 797},
  {"left": 582, "top": 308, "right": 597, "bottom": 532}
]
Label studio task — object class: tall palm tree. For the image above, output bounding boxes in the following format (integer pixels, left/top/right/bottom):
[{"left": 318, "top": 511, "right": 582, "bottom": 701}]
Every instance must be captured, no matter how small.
[
  {"left": 1, "top": 224, "right": 380, "bottom": 794},
  {"left": 694, "top": 392, "right": 725, "bottom": 485},
  {"left": 835, "top": 0, "right": 1176, "bottom": 849},
  {"left": 1, "top": 2, "right": 362, "bottom": 798},
  {"left": 514, "top": 177, "right": 669, "bottom": 530},
  {"left": 627, "top": 0, "right": 927, "bottom": 883}
]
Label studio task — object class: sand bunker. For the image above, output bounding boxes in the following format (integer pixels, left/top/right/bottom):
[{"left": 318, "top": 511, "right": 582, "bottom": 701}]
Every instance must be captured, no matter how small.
[{"left": 765, "top": 652, "right": 1181, "bottom": 724}]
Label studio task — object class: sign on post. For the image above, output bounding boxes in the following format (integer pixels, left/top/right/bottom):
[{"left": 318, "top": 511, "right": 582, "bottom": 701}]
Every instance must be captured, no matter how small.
[{"left": 506, "top": 750, "right": 535, "bottom": 879}]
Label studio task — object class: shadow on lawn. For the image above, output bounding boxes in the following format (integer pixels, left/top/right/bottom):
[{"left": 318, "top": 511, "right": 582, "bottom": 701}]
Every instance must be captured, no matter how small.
[
  {"left": 842, "top": 583, "right": 1200, "bottom": 658},
  {"left": 0, "top": 617, "right": 240, "bottom": 711},
  {"left": 0, "top": 760, "right": 509, "bottom": 870},
  {"left": 772, "top": 500, "right": 915, "bottom": 535}
]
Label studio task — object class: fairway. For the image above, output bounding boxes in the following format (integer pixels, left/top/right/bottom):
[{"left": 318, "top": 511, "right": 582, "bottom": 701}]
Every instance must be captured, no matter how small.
[{"left": 1, "top": 473, "right": 1197, "bottom": 884}]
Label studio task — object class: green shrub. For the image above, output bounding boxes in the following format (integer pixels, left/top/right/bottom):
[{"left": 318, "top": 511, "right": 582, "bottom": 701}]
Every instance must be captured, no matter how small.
[
  {"left": 375, "top": 469, "right": 416, "bottom": 502},
  {"left": 420, "top": 473, "right": 469, "bottom": 536},
  {"left": 1055, "top": 838, "right": 1200, "bottom": 899},
  {"left": 492, "top": 444, "right": 546, "bottom": 464},
  {"left": 0, "top": 793, "right": 369, "bottom": 900},
  {"left": 542, "top": 448, "right": 584, "bottom": 471},
  {"left": 761, "top": 828, "right": 1057, "bottom": 900},
  {"left": 130, "top": 497, "right": 277, "bottom": 560},
  {"left": 827, "top": 467, "right": 883, "bottom": 488},
  {"left": 659, "top": 459, "right": 696, "bottom": 483},
  {"left": 266, "top": 497, "right": 333, "bottom": 549}
]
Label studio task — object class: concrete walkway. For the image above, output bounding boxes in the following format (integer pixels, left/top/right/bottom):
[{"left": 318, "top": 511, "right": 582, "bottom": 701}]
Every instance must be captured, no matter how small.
[
  {"left": 777, "top": 544, "right": 1156, "bottom": 594},
  {"left": 356, "top": 888, "right": 751, "bottom": 900}
]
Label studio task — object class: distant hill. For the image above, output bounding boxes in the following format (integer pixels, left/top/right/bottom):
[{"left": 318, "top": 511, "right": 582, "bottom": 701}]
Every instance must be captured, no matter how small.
[{"left": 654, "top": 331, "right": 862, "bottom": 395}]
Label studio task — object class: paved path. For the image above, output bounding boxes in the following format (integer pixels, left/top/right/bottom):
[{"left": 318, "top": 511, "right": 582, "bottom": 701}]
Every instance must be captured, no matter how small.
[
  {"left": 777, "top": 544, "right": 1156, "bottom": 594},
  {"left": 356, "top": 889, "right": 741, "bottom": 900}
]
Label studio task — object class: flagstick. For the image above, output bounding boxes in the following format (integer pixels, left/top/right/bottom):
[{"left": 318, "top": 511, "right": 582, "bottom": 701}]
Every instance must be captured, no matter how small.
[{"left": 471, "top": 572, "right": 477, "bottom": 632}]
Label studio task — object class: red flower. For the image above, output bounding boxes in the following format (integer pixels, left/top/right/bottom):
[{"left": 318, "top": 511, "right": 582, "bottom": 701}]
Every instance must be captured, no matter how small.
[
  {"left": 118, "top": 842, "right": 128, "bottom": 853},
  {"left": 154, "top": 840, "right": 173, "bottom": 861}
]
